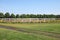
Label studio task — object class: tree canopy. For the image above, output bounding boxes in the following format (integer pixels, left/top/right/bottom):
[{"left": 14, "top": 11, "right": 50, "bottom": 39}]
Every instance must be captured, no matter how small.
[
  {"left": 0, "top": 12, "right": 60, "bottom": 18},
  {"left": 4, "top": 12, "right": 10, "bottom": 18},
  {"left": 0, "top": 12, "right": 4, "bottom": 18},
  {"left": 10, "top": 13, "right": 15, "bottom": 18}
]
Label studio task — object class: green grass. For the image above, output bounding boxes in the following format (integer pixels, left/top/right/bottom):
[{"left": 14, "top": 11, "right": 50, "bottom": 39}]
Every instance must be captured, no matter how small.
[
  {"left": 0, "top": 23, "right": 60, "bottom": 33},
  {"left": 0, "top": 23, "right": 60, "bottom": 40},
  {"left": 0, "top": 28, "right": 59, "bottom": 40}
]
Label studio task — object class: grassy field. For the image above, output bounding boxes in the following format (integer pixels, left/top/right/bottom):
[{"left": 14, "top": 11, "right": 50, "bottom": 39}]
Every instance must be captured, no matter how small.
[
  {"left": 0, "top": 23, "right": 60, "bottom": 33},
  {"left": 0, "top": 28, "right": 59, "bottom": 40},
  {"left": 0, "top": 23, "right": 60, "bottom": 40}
]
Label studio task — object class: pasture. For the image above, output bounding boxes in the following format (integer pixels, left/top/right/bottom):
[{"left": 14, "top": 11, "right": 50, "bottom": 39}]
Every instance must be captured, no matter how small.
[{"left": 0, "top": 23, "right": 60, "bottom": 40}]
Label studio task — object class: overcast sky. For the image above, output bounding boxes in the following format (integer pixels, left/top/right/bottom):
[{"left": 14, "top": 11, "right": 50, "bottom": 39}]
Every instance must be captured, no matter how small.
[{"left": 0, "top": 0, "right": 60, "bottom": 15}]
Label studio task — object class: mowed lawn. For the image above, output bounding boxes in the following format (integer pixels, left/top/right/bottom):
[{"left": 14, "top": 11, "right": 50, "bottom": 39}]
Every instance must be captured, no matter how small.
[
  {"left": 0, "top": 28, "right": 59, "bottom": 40},
  {"left": 0, "top": 23, "right": 60, "bottom": 33},
  {"left": 0, "top": 23, "right": 60, "bottom": 40}
]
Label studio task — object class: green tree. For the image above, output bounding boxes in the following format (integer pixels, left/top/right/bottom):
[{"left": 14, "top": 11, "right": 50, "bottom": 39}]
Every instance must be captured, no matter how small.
[
  {"left": 49, "top": 14, "right": 55, "bottom": 18},
  {"left": 4, "top": 12, "right": 10, "bottom": 18},
  {"left": 56, "top": 15, "right": 60, "bottom": 18},
  {"left": 10, "top": 13, "right": 15, "bottom": 18},
  {"left": 25, "top": 14, "right": 30, "bottom": 18},
  {"left": 16, "top": 14, "right": 20, "bottom": 18},
  {"left": 36, "top": 14, "right": 42, "bottom": 18},
  {"left": 29, "top": 14, "right": 36, "bottom": 18},
  {"left": 0, "top": 12, "right": 4, "bottom": 18},
  {"left": 20, "top": 14, "right": 26, "bottom": 18}
]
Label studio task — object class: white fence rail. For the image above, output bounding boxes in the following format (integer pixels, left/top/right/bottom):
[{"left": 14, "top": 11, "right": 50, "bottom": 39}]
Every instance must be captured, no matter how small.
[{"left": 0, "top": 18, "right": 60, "bottom": 23}]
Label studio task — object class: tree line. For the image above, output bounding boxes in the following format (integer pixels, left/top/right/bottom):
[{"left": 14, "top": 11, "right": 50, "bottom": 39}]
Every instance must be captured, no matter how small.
[{"left": 0, "top": 12, "right": 60, "bottom": 18}]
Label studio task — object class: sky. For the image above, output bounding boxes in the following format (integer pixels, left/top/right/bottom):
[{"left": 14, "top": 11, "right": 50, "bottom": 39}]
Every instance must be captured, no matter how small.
[{"left": 0, "top": 0, "right": 60, "bottom": 15}]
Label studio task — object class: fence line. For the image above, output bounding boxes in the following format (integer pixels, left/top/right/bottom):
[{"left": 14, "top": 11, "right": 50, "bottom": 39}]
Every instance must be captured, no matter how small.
[{"left": 0, "top": 18, "right": 60, "bottom": 23}]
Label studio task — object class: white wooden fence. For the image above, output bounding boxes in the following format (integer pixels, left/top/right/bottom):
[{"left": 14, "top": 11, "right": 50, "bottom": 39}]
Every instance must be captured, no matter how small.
[{"left": 0, "top": 18, "right": 60, "bottom": 23}]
